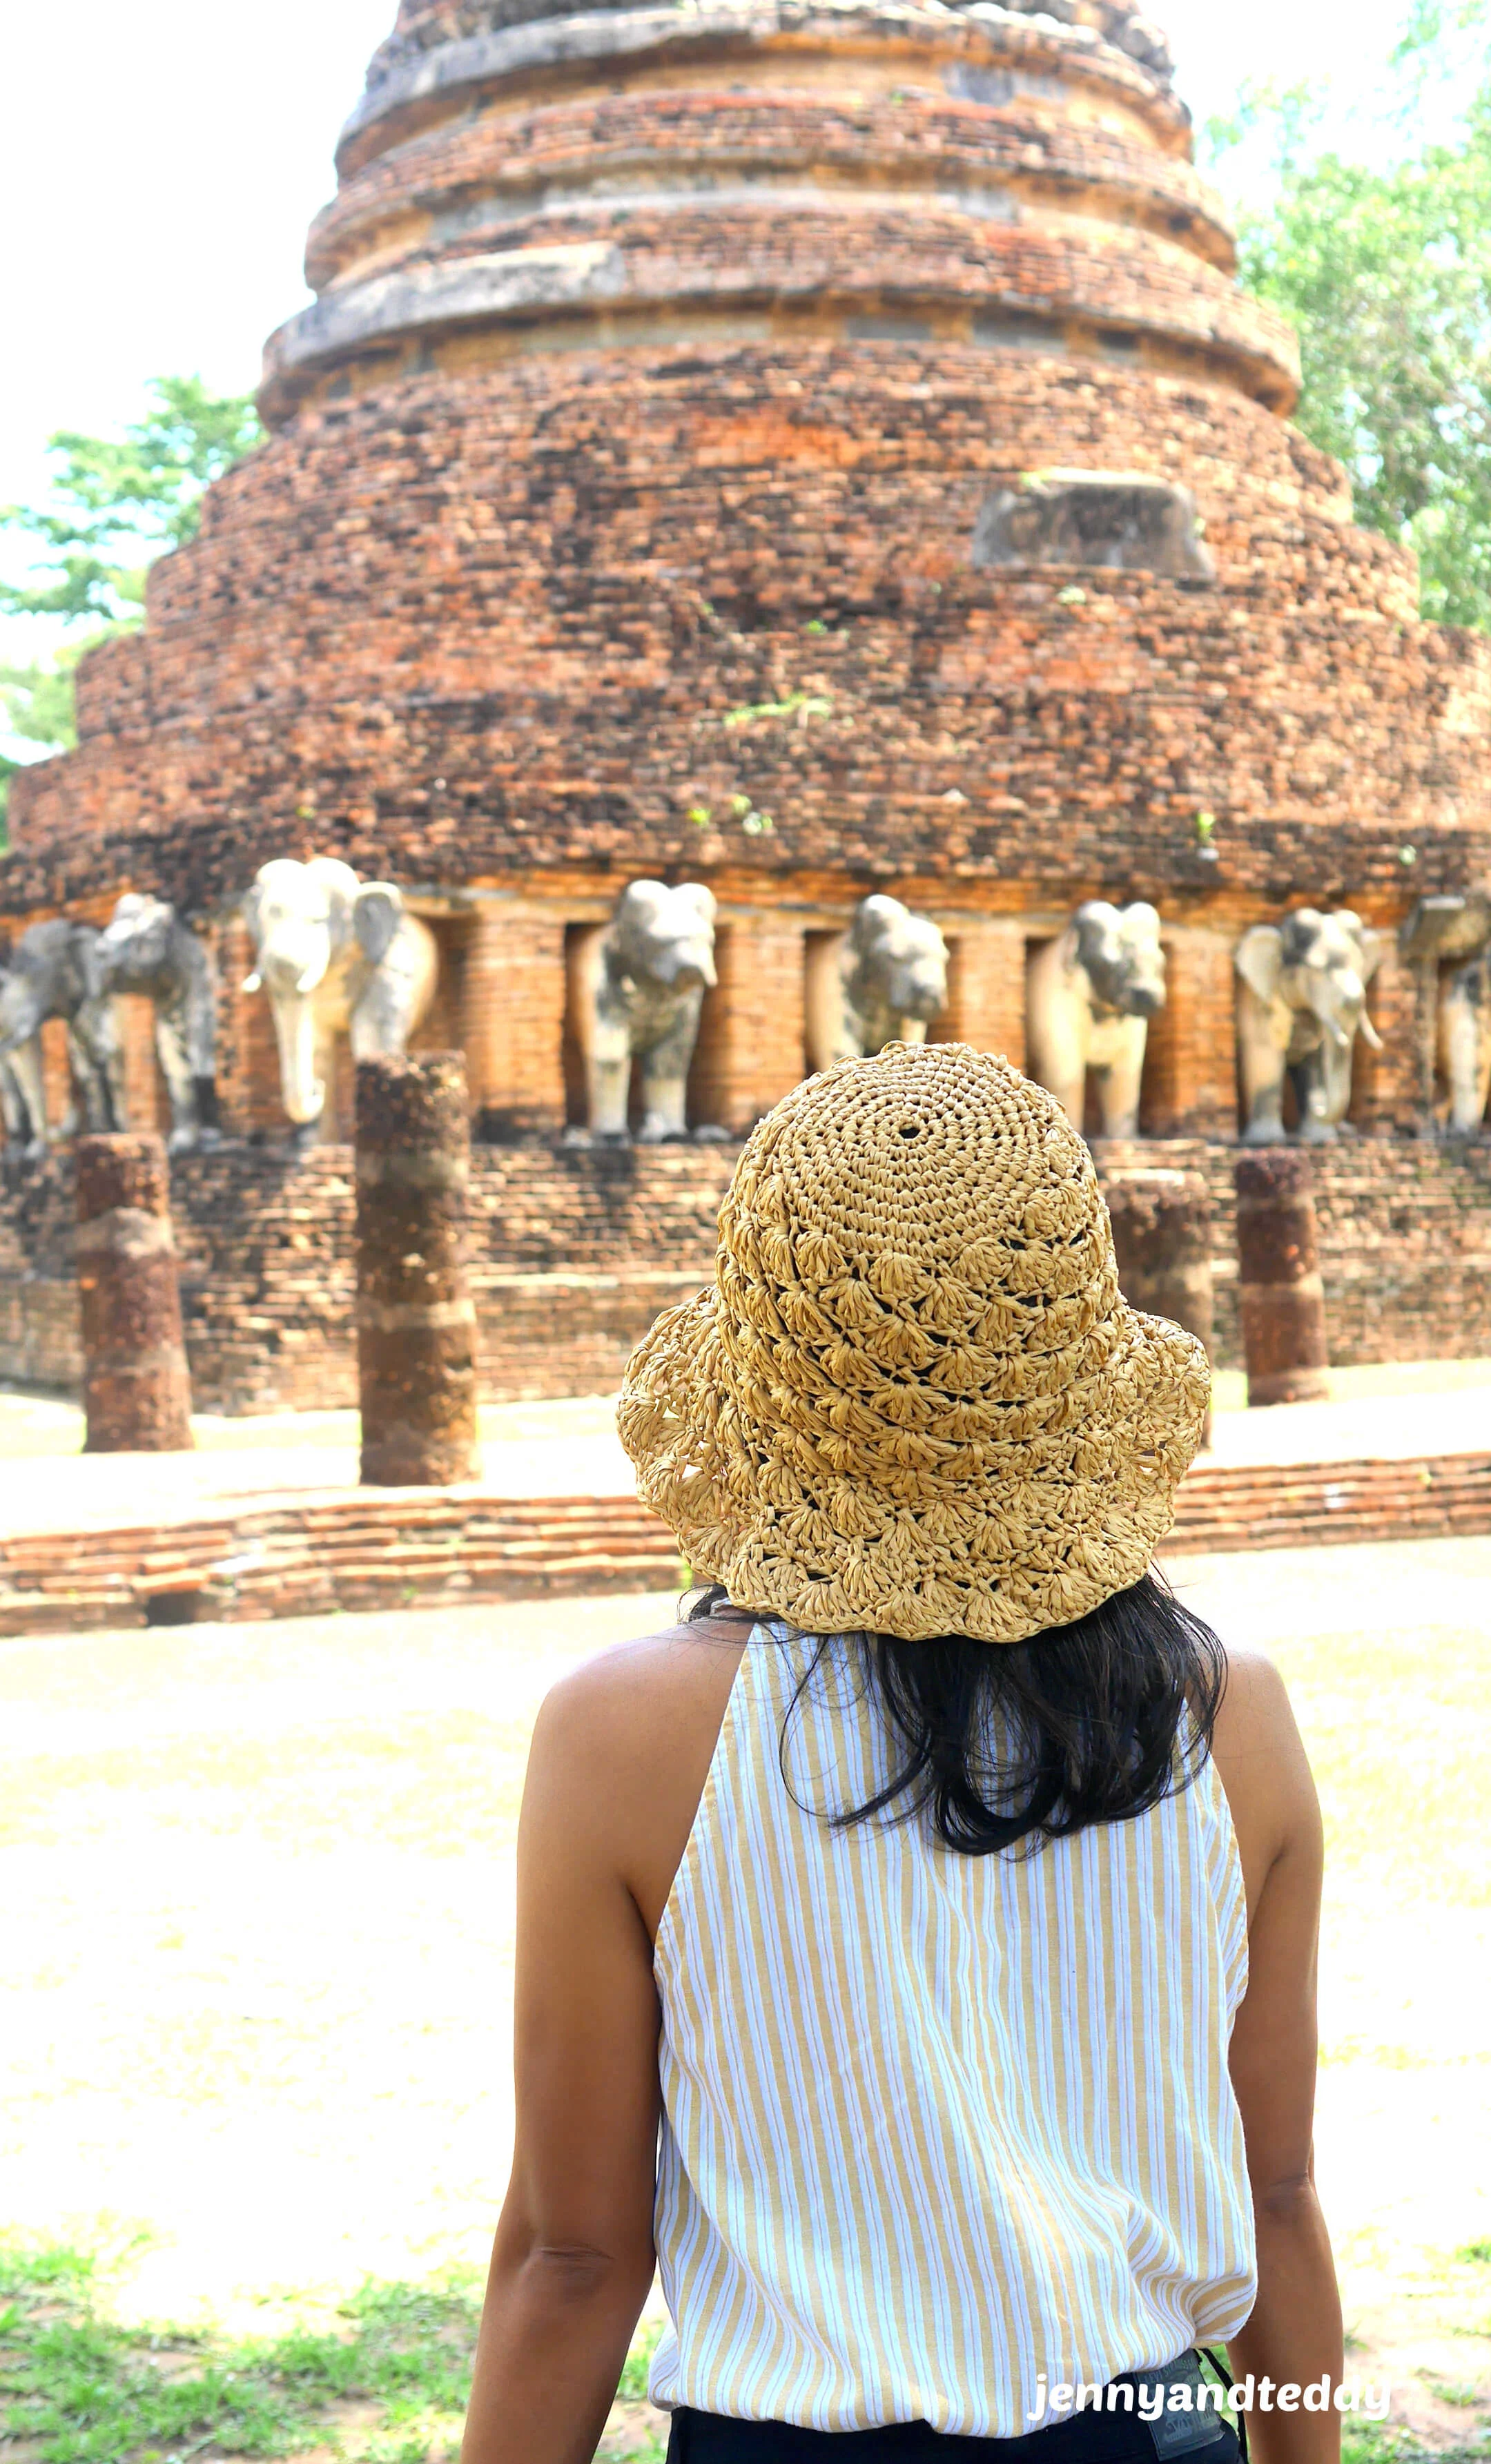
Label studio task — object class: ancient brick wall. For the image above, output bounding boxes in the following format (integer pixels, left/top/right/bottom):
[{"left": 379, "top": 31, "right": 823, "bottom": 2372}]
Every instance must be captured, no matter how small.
[
  {"left": 12, "top": 349, "right": 1486, "bottom": 927},
  {"left": 3, "top": 0, "right": 1488, "bottom": 1257},
  {"left": 2, "top": 1137, "right": 1486, "bottom": 1413}
]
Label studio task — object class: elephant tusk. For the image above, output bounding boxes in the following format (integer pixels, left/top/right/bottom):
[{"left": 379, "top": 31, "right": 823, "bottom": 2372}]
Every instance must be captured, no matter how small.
[
  {"left": 1359, "top": 1013, "right": 1385, "bottom": 1053},
  {"left": 242, "top": 972, "right": 262, "bottom": 995}
]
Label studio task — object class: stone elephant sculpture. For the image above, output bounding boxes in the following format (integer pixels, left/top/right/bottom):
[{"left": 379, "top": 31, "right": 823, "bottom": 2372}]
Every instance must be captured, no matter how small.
[
  {"left": 1441, "top": 956, "right": 1491, "bottom": 1135},
  {"left": 0, "top": 1048, "right": 35, "bottom": 1165},
  {"left": 95, "top": 894, "right": 222, "bottom": 1154},
  {"left": 242, "top": 857, "right": 438, "bottom": 1148},
  {"left": 805, "top": 895, "right": 949, "bottom": 1071},
  {"left": 1399, "top": 891, "right": 1491, "bottom": 1136},
  {"left": 568, "top": 880, "right": 719, "bottom": 1143},
  {"left": 1235, "top": 908, "right": 1383, "bottom": 1145},
  {"left": 0, "top": 920, "right": 124, "bottom": 1157},
  {"left": 1026, "top": 902, "right": 1167, "bottom": 1140}
]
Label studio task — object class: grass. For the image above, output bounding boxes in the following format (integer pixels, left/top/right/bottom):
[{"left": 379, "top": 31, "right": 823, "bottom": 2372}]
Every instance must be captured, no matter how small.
[
  {"left": 0, "top": 2244, "right": 664, "bottom": 2463},
  {"left": 1342, "top": 2436, "right": 1491, "bottom": 2464},
  {"left": 2, "top": 1554, "right": 1486, "bottom": 2456}
]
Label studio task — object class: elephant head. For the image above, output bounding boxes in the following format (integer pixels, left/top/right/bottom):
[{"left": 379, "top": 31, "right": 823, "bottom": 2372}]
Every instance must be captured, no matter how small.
[
  {"left": 845, "top": 896, "right": 950, "bottom": 1028},
  {"left": 0, "top": 920, "right": 101, "bottom": 1055},
  {"left": 0, "top": 921, "right": 115, "bottom": 1149},
  {"left": 1071, "top": 902, "right": 1167, "bottom": 1019},
  {"left": 1236, "top": 909, "right": 1385, "bottom": 1056},
  {"left": 97, "top": 893, "right": 177, "bottom": 988},
  {"left": 610, "top": 881, "right": 718, "bottom": 993},
  {"left": 242, "top": 857, "right": 407, "bottom": 1128}
]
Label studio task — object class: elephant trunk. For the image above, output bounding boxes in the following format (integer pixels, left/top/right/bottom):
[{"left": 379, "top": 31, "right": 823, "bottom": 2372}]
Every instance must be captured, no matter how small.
[
  {"left": 1121, "top": 978, "right": 1167, "bottom": 1020},
  {"left": 893, "top": 964, "right": 948, "bottom": 1023},
  {"left": 651, "top": 945, "right": 717, "bottom": 993},
  {"left": 1357, "top": 1009, "right": 1385, "bottom": 1054},
  {"left": 271, "top": 990, "right": 325, "bottom": 1128},
  {"left": 1316, "top": 971, "right": 1379, "bottom": 1052}
]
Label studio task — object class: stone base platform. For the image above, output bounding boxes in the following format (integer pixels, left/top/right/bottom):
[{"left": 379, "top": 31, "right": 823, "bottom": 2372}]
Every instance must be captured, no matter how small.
[
  {"left": 1, "top": 1135, "right": 1489, "bottom": 1413},
  {"left": 3, "top": 1445, "right": 1489, "bottom": 1639}
]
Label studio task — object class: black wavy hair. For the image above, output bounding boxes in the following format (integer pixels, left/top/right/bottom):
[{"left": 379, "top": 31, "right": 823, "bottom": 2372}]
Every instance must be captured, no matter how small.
[{"left": 688, "top": 1571, "right": 1226, "bottom": 1856}]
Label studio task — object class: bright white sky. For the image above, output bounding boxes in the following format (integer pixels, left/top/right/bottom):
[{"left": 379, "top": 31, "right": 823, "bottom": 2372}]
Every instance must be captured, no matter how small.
[{"left": 0, "top": 0, "right": 1414, "bottom": 517}]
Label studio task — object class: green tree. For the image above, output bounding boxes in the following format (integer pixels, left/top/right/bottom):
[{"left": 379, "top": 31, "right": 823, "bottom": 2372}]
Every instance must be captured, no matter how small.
[
  {"left": 0, "top": 377, "right": 262, "bottom": 839},
  {"left": 1208, "top": 10, "right": 1491, "bottom": 631},
  {"left": 0, "top": 649, "right": 90, "bottom": 838},
  {"left": 1, "top": 648, "right": 86, "bottom": 756},
  {"left": 1, "top": 375, "right": 262, "bottom": 629}
]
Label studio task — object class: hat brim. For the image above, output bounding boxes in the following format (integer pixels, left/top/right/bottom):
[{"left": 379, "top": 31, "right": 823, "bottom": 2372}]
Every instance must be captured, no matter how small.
[{"left": 619, "top": 1283, "right": 1210, "bottom": 1645}]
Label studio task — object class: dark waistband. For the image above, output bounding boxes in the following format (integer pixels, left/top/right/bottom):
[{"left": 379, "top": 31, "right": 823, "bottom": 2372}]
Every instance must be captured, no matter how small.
[{"left": 667, "top": 2354, "right": 1242, "bottom": 2463}]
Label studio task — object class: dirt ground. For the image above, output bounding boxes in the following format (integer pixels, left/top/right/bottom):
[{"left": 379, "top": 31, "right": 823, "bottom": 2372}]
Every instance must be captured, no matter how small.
[{"left": 0, "top": 1538, "right": 1488, "bottom": 2450}]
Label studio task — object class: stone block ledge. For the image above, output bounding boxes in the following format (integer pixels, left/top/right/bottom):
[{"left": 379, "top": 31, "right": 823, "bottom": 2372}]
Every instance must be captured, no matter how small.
[
  {"left": 3, "top": 1449, "right": 1488, "bottom": 1637},
  {"left": 1, "top": 1134, "right": 1488, "bottom": 1413}
]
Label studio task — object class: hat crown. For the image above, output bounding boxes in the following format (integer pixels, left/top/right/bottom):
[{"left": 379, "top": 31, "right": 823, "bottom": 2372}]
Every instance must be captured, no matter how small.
[
  {"left": 619, "top": 1040, "right": 1209, "bottom": 1646},
  {"left": 721, "top": 1044, "right": 1113, "bottom": 1372}
]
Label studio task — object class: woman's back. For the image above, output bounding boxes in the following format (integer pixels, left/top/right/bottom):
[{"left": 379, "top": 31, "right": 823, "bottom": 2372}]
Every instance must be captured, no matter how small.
[
  {"left": 650, "top": 1627, "right": 1254, "bottom": 2436},
  {"left": 458, "top": 1047, "right": 1339, "bottom": 2464}
]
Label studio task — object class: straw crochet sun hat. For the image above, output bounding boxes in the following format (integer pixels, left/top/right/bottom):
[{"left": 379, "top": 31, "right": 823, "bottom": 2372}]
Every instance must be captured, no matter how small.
[{"left": 618, "top": 1042, "right": 1210, "bottom": 1645}]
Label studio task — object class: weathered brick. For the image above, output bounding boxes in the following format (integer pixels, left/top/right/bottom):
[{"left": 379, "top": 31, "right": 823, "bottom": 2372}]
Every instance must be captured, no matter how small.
[{"left": 0, "top": 0, "right": 1485, "bottom": 1380}]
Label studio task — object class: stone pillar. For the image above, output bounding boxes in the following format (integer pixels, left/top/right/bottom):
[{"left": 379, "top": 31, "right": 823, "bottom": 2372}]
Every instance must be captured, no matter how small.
[
  {"left": 117, "top": 993, "right": 164, "bottom": 1133},
  {"left": 215, "top": 917, "right": 286, "bottom": 1139},
  {"left": 689, "top": 909, "right": 807, "bottom": 1135},
  {"left": 42, "top": 1016, "right": 74, "bottom": 1138},
  {"left": 76, "top": 1134, "right": 194, "bottom": 1453},
  {"left": 938, "top": 917, "right": 1027, "bottom": 1068},
  {"left": 462, "top": 906, "right": 567, "bottom": 1138},
  {"left": 1347, "top": 931, "right": 1412, "bottom": 1133},
  {"left": 356, "top": 1053, "right": 480, "bottom": 1486},
  {"left": 1137, "top": 927, "right": 1238, "bottom": 1139},
  {"left": 1410, "top": 956, "right": 1441, "bottom": 1136},
  {"left": 1103, "top": 1165, "right": 1215, "bottom": 1444},
  {"left": 1234, "top": 1149, "right": 1329, "bottom": 1408}
]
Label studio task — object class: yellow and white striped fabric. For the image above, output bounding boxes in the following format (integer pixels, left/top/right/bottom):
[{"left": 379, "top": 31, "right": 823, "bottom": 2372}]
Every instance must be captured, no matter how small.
[{"left": 650, "top": 1628, "right": 1256, "bottom": 2436}]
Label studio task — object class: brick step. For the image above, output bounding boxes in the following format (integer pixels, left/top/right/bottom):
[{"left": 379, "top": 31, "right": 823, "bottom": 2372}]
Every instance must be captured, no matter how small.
[{"left": 1, "top": 1453, "right": 1488, "bottom": 1633}]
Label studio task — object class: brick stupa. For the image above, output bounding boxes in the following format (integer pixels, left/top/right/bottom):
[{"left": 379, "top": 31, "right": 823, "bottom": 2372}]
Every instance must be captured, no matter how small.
[{"left": 8, "top": 0, "right": 1491, "bottom": 1151}]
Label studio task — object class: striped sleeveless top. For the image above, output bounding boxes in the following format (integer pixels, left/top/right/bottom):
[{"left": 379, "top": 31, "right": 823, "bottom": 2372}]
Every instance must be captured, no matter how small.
[{"left": 650, "top": 1628, "right": 1256, "bottom": 2436}]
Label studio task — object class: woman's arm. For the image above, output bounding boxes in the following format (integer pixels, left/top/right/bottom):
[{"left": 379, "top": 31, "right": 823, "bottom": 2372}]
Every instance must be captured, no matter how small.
[
  {"left": 460, "top": 1660, "right": 665, "bottom": 2464},
  {"left": 1213, "top": 1647, "right": 1343, "bottom": 2464}
]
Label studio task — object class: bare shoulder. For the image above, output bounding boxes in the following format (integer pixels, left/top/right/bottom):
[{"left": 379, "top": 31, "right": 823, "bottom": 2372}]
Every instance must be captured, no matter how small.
[
  {"left": 1213, "top": 1636, "right": 1300, "bottom": 1748},
  {"left": 1209, "top": 1638, "right": 1322, "bottom": 1916},
  {"left": 537, "top": 1613, "right": 749, "bottom": 1757},
  {"left": 527, "top": 1616, "right": 751, "bottom": 1931}
]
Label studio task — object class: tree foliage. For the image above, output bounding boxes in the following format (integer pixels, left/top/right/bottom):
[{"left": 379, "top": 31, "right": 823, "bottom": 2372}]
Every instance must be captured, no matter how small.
[
  {"left": 1, "top": 376, "right": 262, "bottom": 630},
  {"left": 1209, "top": 8, "right": 1491, "bottom": 631},
  {"left": 0, "top": 378, "right": 261, "bottom": 838},
  {"left": 1, "top": 646, "right": 90, "bottom": 757}
]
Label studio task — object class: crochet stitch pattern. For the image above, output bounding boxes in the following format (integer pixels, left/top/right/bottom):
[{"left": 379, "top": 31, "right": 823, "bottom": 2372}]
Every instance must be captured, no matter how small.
[{"left": 618, "top": 1042, "right": 1211, "bottom": 1642}]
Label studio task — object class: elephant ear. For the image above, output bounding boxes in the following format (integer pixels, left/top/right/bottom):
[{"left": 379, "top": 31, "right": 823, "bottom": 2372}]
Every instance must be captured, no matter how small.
[
  {"left": 353, "top": 884, "right": 405, "bottom": 966},
  {"left": 71, "top": 925, "right": 110, "bottom": 1002},
  {"left": 672, "top": 882, "right": 717, "bottom": 931},
  {"left": 1070, "top": 902, "right": 1114, "bottom": 975},
  {"left": 855, "top": 894, "right": 902, "bottom": 946},
  {"left": 1236, "top": 924, "right": 1285, "bottom": 1005},
  {"left": 1334, "top": 911, "right": 1385, "bottom": 984},
  {"left": 241, "top": 867, "right": 274, "bottom": 945}
]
